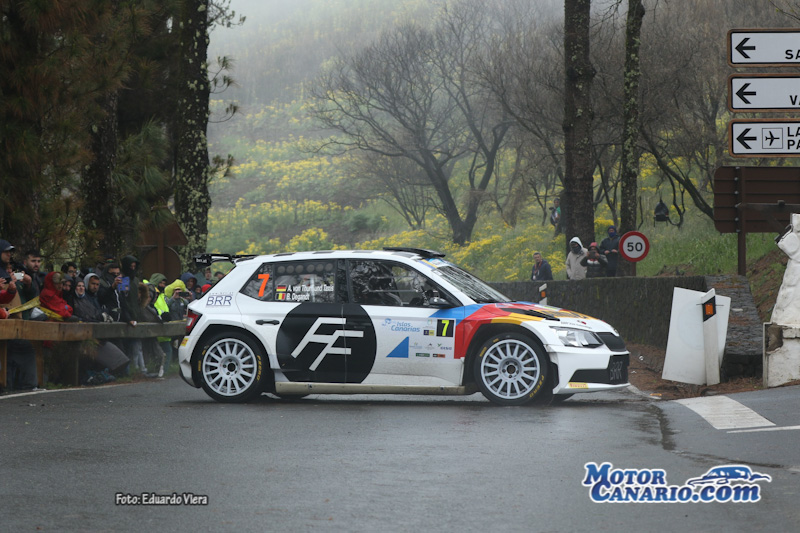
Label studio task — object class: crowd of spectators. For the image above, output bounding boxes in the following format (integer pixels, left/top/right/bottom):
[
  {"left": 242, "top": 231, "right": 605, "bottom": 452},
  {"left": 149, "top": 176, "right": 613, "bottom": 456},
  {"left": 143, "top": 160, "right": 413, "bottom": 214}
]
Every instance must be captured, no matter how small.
[{"left": 0, "top": 238, "right": 222, "bottom": 391}]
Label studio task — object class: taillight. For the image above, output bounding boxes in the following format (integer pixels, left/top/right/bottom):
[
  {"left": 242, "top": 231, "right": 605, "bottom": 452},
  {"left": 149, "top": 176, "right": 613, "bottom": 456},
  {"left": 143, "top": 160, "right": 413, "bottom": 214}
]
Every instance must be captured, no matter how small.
[{"left": 186, "top": 309, "right": 202, "bottom": 334}]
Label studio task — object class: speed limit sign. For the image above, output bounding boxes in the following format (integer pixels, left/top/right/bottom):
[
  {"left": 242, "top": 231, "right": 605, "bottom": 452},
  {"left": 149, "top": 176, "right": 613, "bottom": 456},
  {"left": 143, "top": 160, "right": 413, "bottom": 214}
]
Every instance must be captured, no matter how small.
[{"left": 619, "top": 231, "right": 650, "bottom": 262}]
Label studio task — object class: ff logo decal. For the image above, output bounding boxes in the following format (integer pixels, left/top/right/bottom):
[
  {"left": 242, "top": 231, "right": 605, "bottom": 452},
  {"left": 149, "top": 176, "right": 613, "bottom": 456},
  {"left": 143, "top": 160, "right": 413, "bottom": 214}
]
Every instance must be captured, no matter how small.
[
  {"left": 277, "top": 303, "right": 377, "bottom": 383},
  {"left": 292, "top": 317, "right": 364, "bottom": 370}
]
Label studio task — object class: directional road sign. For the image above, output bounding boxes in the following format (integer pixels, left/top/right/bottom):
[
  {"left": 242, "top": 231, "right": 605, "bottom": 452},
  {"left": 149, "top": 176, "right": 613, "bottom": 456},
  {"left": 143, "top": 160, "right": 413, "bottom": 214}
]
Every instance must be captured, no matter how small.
[
  {"left": 618, "top": 231, "right": 649, "bottom": 263},
  {"left": 729, "top": 74, "right": 800, "bottom": 112},
  {"left": 728, "top": 29, "right": 800, "bottom": 66},
  {"left": 729, "top": 120, "right": 800, "bottom": 157}
]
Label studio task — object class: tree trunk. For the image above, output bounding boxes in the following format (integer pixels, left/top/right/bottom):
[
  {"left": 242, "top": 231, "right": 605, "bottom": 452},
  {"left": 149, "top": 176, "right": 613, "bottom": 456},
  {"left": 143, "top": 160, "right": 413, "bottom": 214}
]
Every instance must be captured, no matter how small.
[
  {"left": 563, "top": 0, "right": 596, "bottom": 252},
  {"left": 82, "top": 92, "right": 121, "bottom": 258},
  {"left": 175, "top": 0, "right": 212, "bottom": 268},
  {"left": 618, "top": 0, "right": 645, "bottom": 277}
]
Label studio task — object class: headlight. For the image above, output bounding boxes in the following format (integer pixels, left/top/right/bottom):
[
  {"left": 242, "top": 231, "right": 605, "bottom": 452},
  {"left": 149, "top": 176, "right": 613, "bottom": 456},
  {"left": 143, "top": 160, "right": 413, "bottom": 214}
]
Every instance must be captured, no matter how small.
[{"left": 553, "top": 327, "right": 603, "bottom": 348}]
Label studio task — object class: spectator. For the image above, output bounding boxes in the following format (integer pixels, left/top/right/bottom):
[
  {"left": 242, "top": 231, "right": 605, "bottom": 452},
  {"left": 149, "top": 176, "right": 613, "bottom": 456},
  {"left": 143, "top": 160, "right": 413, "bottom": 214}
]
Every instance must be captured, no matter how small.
[
  {"left": 566, "top": 237, "right": 588, "bottom": 280},
  {"left": 22, "top": 250, "right": 45, "bottom": 295},
  {"left": 0, "top": 262, "right": 18, "bottom": 320},
  {"left": 137, "top": 282, "right": 165, "bottom": 377},
  {"left": 147, "top": 273, "right": 175, "bottom": 372},
  {"left": 180, "top": 272, "right": 199, "bottom": 301},
  {"left": 97, "top": 263, "right": 123, "bottom": 321},
  {"left": 60, "top": 262, "right": 78, "bottom": 277},
  {"left": 81, "top": 272, "right": 129, "bottom": 376},
  {"left": 61, "top": 274, "right": 75, "bottom": 308},
  {"left": 164, "top": 279, "right": 189, "bottom": 320},
  {"left": 581, "top": 242, "right": 608, "bottom": 278},
  {"left": 530, "top": 252, "right": 553, "bottom": 282},
  {"left": 600, "top": 225, "right": 621, "bottom": 277},
  {"left": 39, "top": 271, "right": 75, "bottom": 320},
  {"left": 202, "top": 266, "right": 214, "bottom": 286},
  {"left": 118, "top": 255, "right": 146, "bottom": 374},
  {"left": 1, "top": 258, "right": 38, "bottom": 390},
  {"left": 549, "top": 198, "right": 562, "bottom": 235},
  {"left": 214, "top": 271, "right": 225, "bottom": 282},
  {"left": 0, "top": 239, "right": 14, "bottom": 267},
  {"left": 72, "top": 277, "right": 104, "bottom": 322}
]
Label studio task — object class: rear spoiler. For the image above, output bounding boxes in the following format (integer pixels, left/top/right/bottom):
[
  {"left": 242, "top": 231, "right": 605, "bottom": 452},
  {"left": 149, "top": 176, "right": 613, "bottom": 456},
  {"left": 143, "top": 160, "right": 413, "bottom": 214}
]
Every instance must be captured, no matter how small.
[{"left": 193, "top": 253, "right": 257, "bottom": 267}]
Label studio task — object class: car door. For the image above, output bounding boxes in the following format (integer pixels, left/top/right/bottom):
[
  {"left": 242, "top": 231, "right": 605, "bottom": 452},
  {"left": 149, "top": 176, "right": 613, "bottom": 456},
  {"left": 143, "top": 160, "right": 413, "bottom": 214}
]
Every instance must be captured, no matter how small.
[
  {"left": 238, "top": 258, "right": 365, "bottom": 383},
  {"left": 346, "top": 259, "right": 464, "bottom": 386}
]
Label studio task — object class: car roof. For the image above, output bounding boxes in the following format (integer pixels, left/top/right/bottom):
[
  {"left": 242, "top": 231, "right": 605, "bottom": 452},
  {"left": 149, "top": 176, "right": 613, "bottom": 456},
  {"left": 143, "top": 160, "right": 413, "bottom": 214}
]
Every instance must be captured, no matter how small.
[{"left": 234, "top": 248, "right": 443, "bottom": 263}]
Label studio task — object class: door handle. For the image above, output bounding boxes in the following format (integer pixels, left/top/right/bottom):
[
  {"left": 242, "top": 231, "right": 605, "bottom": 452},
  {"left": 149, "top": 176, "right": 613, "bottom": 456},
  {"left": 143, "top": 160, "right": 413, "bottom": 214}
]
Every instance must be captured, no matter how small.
[{"left": 255, "top": 319, "right": 280, "bottom": 325}]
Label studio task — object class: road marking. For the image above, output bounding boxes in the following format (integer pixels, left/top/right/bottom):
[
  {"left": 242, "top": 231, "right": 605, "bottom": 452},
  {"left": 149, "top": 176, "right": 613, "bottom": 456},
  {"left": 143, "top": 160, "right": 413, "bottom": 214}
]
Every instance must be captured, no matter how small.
[
  {"left": 674, "top": 396, "right": 774, "bottom": 430},
  {"left": 728, "top": 425, "right": 800, "bottom": 434}
]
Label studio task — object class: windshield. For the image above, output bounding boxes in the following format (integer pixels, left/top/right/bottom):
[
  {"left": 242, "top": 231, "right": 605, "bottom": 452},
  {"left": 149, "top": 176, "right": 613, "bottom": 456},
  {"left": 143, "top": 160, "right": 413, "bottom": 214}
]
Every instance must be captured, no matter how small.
[{"left": 428, "top": 263, "right": 511, "bottom": 303}]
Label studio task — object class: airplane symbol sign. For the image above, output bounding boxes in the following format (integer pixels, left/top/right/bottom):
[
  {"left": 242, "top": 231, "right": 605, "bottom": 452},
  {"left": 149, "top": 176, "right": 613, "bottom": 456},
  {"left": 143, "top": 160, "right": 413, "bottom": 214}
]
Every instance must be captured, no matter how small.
[{"left": 729, "top": 121, "right": 800, "bottom": 157}]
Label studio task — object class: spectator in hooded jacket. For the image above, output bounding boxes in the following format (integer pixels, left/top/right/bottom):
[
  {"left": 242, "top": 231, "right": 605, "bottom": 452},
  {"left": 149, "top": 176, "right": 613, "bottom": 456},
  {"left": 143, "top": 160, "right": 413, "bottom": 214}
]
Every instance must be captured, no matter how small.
[
  {"left": 180, "top": 272, "right": 199, "bottom": 302},
  {"left": 599, "top": 225, "right": 621, "bottom": 277},
  {"left": 39, "top": 271, "right": 76, "bottom": 320},
  {"left": 164, "top": 279, "right": 189, "bottom": 320},
  {"left": 566, "top": 237, "right": 588, "bottom": 280},
  {"left": 581, "top": 242, "right": 608, "bottom": 278}
]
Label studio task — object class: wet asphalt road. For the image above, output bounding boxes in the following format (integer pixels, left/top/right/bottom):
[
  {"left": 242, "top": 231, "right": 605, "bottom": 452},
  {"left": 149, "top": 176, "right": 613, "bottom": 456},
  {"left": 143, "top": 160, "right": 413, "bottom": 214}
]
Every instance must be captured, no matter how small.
[{"left": 2, "top": 379, "right": 800, "bottom": 532}]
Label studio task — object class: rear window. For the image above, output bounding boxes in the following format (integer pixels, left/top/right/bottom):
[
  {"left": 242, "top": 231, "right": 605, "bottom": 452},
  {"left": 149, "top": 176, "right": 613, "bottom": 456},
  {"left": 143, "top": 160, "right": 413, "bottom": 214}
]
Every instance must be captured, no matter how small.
[{"left": 240, "top": 260, "right": 338, "bottom": 303}]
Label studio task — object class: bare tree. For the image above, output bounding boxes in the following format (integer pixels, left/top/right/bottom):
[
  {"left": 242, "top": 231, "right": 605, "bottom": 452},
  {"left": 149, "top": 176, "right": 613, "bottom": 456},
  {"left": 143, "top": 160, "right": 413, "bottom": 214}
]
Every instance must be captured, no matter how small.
[{"left": 309, "top": 1, "right": 511, "bottom": 245}]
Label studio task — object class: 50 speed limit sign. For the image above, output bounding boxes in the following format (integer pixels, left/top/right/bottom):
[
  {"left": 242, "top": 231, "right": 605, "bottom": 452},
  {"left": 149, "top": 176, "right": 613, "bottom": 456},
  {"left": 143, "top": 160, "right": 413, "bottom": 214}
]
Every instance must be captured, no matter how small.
[{"left": 618, "top": 231, "right": 650, "bottom": 262}]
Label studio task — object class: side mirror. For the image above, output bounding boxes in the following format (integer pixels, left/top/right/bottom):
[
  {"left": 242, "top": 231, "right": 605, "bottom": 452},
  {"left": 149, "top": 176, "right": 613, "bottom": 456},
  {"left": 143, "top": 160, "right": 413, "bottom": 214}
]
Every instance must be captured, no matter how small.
[{"left": 428, "top": 296, "right": 451, "bottom": 308}]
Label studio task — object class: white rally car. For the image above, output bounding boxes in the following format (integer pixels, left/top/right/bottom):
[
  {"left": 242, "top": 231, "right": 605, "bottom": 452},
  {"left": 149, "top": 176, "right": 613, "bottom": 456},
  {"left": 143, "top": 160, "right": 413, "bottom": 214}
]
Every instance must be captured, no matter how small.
[{"left": 178, "top": 248, "right": 629, "bottom": 406}]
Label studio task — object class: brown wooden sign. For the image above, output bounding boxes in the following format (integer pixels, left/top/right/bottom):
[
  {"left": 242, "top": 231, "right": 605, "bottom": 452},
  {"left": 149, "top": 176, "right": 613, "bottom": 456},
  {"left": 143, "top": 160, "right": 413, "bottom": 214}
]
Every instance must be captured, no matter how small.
[
  {"left": 713, "top": 165, "right": 800, "bottom": 274},
  {"left": 714, "top": 166, "right": 800, "bottom": 233}
]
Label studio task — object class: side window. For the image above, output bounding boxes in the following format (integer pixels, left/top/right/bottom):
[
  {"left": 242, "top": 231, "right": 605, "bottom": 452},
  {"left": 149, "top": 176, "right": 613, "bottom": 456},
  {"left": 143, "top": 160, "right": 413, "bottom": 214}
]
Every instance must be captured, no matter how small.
[
  {"left": 390, "top": 264, "right": 442, "bottom": 307},
  {"left": 240, "top": 263, "right": 274, "bottom": 301},
  {"left": 273, "top": 260, "right": 337, "bottom": 303},
  {"left": 349, "top": 260, "right": 443, "bottom": 307}
]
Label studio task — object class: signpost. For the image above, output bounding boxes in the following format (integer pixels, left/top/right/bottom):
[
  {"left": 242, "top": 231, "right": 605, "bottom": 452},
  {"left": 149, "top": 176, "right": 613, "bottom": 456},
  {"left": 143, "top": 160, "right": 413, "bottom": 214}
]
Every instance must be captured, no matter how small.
[
  {"left": 719, "top": 30, "right": 800, "bottom": 273},
  {"left": 618, "top": 231, "right": 650, "bottom": 263},
  {"left": 729, "top": 120, "right": 800, "bottom": 157},
  {"left": 728, "top": 29, "right": 800, "bottom": 66},
  {"left": 728, "top": 75, "right": 800, "bottom": 112}
]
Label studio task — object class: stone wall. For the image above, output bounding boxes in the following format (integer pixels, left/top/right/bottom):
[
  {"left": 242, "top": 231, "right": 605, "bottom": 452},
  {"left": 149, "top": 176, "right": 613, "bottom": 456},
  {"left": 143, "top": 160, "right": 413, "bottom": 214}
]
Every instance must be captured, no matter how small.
[
  {"left": 489, "top": 275, "right": 764, "bottom": 380},
  {"left": 490, "top": 277, "right": 708, "bottom": 348}
]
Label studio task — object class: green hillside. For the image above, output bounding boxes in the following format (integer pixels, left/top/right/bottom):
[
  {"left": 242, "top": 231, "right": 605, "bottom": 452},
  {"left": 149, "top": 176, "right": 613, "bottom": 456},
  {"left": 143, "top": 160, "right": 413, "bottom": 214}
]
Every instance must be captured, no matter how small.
[{"left": 205, "top": 0, "right": 791, "bottom": 281}]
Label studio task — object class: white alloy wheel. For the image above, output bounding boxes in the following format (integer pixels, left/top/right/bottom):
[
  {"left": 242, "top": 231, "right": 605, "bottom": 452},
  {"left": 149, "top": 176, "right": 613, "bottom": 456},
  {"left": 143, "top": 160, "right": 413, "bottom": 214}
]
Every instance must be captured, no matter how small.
[
  {"left": 474, "top": 333, "right": 548, "bottom": 406},
  {"left": 200, "top": 332, "right": 265, "bottom": 402}
]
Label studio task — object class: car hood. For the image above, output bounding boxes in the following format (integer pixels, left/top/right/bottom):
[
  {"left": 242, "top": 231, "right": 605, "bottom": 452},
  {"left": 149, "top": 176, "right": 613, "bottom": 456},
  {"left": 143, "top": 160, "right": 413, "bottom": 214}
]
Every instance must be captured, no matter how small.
[{"left": 476, "top": 302, "right": 619, "bottom": 334}]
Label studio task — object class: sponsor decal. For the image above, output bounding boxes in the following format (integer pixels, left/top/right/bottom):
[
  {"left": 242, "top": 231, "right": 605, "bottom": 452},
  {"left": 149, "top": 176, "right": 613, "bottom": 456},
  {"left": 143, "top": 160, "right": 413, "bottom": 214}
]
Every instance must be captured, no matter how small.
[
  {"left": 276, "top": 303, "right": 376, "bottom": 383},
  {"left": 205, "top": 293, "right": 233, "bottom": 307},
  {"left": 433, "top": 353, "right": 446, "bottom": 358},
  {"left": 583, "top": 463, "right": 771, "bottom": 503},
  {"left": 569, "top": 382, "right": 589, "bottom": 389},
  {"left": 415, "top": 353, "right": 430, "bottom": 358},
  {"left": 381, "top": 318, "right": 421, "bottom": 333}
]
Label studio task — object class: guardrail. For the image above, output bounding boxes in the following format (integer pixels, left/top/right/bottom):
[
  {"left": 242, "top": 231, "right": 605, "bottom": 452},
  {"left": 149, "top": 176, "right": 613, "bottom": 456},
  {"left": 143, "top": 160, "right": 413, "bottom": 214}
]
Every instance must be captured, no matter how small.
[{"left": 0, "top": 320, "right": 188, "bottom": 388}]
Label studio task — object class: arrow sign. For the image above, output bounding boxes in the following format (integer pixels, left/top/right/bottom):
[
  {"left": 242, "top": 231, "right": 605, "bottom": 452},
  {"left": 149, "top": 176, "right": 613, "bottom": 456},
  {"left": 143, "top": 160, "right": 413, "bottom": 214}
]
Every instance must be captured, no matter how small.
[
  {"left": 735, "top": 37, "right": 756, "bottom": 59},
  {"left": 729, "top": 120, "right": 800, "bottom": 157},
  {"left": 729, "top": 75, "right": 800, "bottom": 111},
  {"left": 728, "top": 29, "right": 800, "bottom": 66}
]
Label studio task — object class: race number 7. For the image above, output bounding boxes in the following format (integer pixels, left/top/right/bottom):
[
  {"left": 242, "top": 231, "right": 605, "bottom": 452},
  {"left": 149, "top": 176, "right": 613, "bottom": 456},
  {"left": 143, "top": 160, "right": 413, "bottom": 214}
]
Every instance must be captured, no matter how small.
[
  {"left": 436, "top": 319, "right": 454, "bottom": 337},
  {"left": 257, "top": 273, "right": 271, "bottom": 297}
]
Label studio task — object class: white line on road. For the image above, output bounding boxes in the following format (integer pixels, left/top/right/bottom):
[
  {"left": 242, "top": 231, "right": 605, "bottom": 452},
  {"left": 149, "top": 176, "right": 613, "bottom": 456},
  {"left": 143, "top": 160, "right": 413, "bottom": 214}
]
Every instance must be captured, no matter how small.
[
  {"left": 728, "top": 425, "right": 800, "bottom": 434},
  {"left": 674, "top": 396, "right": 775, "bottom": 430}
]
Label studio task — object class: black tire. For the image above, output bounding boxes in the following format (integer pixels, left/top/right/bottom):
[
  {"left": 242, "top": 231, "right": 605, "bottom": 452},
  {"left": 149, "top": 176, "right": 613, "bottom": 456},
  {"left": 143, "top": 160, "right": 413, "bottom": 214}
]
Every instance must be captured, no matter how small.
[
  {"left": 473, "top": 332, "right": 549, "bottom": 406},
  {"left": 198, "top": 331, "right": 269, "bottom": 403}
]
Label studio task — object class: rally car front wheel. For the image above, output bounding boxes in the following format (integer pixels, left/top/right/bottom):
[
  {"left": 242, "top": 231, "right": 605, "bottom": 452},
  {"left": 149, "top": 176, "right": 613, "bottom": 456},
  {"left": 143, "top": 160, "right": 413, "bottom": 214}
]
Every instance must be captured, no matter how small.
[
  {"left": 473, "top": 332, "right": 549, "bottom": 406},
  {"left": 199, "top": 331, "right": 267, "bottom": 403}
]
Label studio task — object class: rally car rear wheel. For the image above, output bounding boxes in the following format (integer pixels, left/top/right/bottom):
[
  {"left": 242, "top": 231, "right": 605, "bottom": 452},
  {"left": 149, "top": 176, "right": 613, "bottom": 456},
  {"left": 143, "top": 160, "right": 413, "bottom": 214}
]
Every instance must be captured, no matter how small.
[
  {"left": 199, "top": 331, "right": 267, "bottom": 403},
  {"left": 474, "top": 332, "right": 549, "bottom": 406}
]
